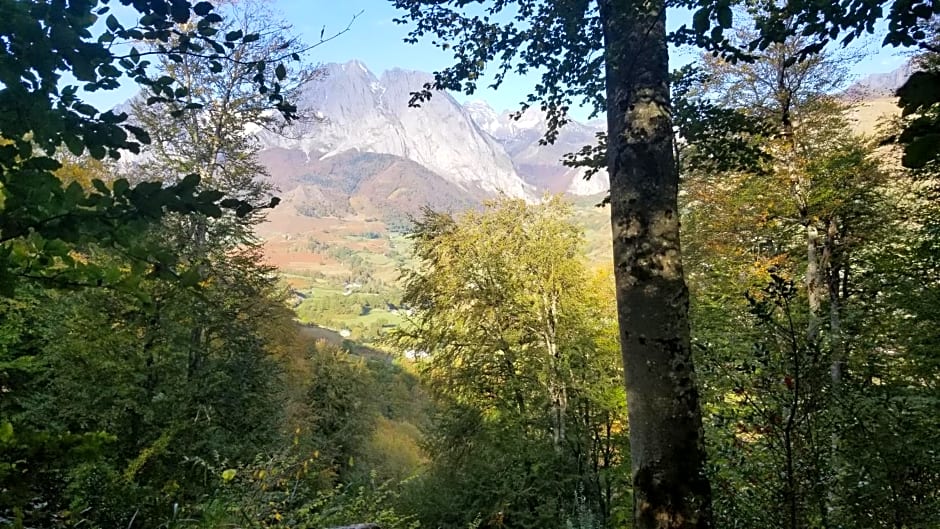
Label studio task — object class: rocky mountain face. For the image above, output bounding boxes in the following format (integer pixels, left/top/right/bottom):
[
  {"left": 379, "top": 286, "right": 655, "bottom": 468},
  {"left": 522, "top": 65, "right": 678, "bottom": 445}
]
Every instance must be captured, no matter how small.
[
  {"left": 260, "top": 147, "right": 485, "bottom": 224},
  {"left": 256, "top": 60, "right": 607, "bottom": 225},
  {"left": 462, "top": 100, "right": 609, "bottom": 196},
  {"left": 844, "top": 62, "right": 913, "bottom": 98},
  {"left": 257, "top": 61, "right": 531, "bottom": 201}
]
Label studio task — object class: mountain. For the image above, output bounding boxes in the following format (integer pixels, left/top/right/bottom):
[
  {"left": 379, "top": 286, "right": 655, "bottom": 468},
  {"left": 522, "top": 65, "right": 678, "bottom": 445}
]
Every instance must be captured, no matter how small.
[
  {"left": 463, "top": 100, "right": 609, "bottom": 196},
  {"left": 252, "top": 60, "right": 614, "bottom": 289},
  {"left": 260, "top": 147, "right": 484, "bottom": 223},
  {"left": 257, "top": 60, "right": 532, "bottom": 202},
  {"left": 844, "top": 62, "right": 912, "bottom": 99},
  {"left": 254, "top": 60, "right": 614, "bottom": 229}
]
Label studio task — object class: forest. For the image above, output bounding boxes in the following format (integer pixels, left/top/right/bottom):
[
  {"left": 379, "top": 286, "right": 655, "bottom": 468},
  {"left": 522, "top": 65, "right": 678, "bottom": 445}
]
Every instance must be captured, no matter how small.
[{"left": 0, "top": 1, "right": 938, "bottom": 529}]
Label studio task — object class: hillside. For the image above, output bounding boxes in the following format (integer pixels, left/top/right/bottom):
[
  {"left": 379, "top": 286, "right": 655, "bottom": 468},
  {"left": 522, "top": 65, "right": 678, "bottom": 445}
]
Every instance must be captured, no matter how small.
[{"left": 251, "top": 60, "right": 613, "bottom": 340}]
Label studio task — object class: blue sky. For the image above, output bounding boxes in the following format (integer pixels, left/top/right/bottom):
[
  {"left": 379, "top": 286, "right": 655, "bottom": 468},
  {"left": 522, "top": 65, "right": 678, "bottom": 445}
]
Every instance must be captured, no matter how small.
[
  {"left": 274, "top": 1, "right": 910, "bottom": 114},
  {"left": 86, "top": 0, "right": 911, "bottom": 119}
]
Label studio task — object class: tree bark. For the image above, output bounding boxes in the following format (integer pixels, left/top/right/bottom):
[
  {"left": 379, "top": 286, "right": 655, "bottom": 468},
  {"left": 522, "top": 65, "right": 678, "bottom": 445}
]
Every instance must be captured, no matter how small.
[
  {"left": 824, "top": 216, "right": 845, "bottom": 526},
  {"left": 806, "top": 222, "right": 823, "bottom": 342},
  {"left": 598, "top": 1, "right": 713, "bottom": 528},
  {"left": 544, "top": 290, "right": 567, "bottom": 452},
  {"left": 824, "top": 217, "right": 844, "bottom": 385}
]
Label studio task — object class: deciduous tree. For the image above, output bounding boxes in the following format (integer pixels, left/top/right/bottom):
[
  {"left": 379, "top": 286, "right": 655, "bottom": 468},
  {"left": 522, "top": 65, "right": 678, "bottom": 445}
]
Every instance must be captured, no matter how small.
[{"left": 390, "top": 3, "right": 712, "bottom": 525}]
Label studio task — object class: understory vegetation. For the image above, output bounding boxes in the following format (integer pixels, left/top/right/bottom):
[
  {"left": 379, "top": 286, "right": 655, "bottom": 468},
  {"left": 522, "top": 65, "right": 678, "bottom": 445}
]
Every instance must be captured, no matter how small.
[{"left": 2, "top": 1, "right": 939, "bottom": 529}]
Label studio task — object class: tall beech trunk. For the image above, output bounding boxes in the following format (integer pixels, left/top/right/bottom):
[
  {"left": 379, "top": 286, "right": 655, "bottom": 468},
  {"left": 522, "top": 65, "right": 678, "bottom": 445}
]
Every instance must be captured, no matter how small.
[
  {"left": 806, "top": 222, "right": 823, "bottom": 342},
  {"left": 544, "top": 291, "right": 567, "bottom": 452},
  {"left": 824, "top": 216, "right": 845, "bottom": 526},
  {"left": 598, "top": 1, "right": 712, "bottom": 528},
  {"left": 824, "top": 217, "right": 845, "bottom": 385}
]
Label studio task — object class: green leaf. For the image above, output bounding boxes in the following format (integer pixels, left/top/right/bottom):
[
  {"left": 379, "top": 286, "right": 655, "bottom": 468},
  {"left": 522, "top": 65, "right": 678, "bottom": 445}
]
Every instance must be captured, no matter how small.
[
  {"left": 26, "top": 156, "right": 61, "bottom": 171},
  {"left": 692, "top": 8, "right": 710, "bottom": 34},
  {"left": 717, "top": 5, "right": 733, "bottom": 29},
  {"left": 275, "top": 63, "right": 286, "bottom": 81},
  {"left": 179, "top": 173, "right": 201, "bottom": 190},
  {"left": 897, "top": 71, "right": 940, "bottom": 116},
  {"left": 193, "top": 1, "right": 213, "bottom": 16},
  {"left": 901, "top": 132, "right": 940, "bottom": 169},
  {"left": 112, "top": 178, "right": 130, "bottom": 197},
  {"left": 198, "top": 189, "right": 225, "bottom": 202},
  {"left": 199, "top": 202, "right": 223, "bottom": 218},
  {"left": 180, "top": 267, "right": 201, "bottom": 287},
  {"left": 92, "top": 179, "right": 110, "bottom": 195},
  {"left": 64, "top": 181, "right": 84, "bottom": 204},
  {"left": 225, "top": 30, "right": 243, "bottom": 42},
  {"left": 235, "top": 203, "right": 253, "bottom": 218},
  {"left": 64, "top": 133, "right": 84, "bottom": 156},
  {"left": 0, "top": 422, "right": 13, "bottom": 444},
  {"left": 125, "top": 124, "right": 151, "bottom": 145},
  {"left": 170, "top": 2, "right": 190, "bottom": 24},
  {"left": 75, "top": 103, "right": 98, "bottom": 117},
  {"left": 106, "top": 14, "right": 121, "bottom": 32}
]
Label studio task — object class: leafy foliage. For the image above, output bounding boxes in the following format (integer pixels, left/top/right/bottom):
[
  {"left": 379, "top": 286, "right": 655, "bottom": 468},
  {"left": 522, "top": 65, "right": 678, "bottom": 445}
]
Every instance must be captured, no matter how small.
[
  {"left": 0, "top": 1, "right": 399, "bottom": 527},
  {"left": 893, "top": 23, "right": 940, "bottom": 170},
  {"left": 681, "top": 23, "right": 940, "bottom": 529},
  {"left": 393, "top": 198, "right": 629, "bottom": 529},
  {"left": 674, "top": 0, "right": 940, "bottom": 63}
]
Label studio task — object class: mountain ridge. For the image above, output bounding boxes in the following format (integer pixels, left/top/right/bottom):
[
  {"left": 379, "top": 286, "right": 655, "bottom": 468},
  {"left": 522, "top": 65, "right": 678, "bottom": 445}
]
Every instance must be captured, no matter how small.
[
  {"left": 461, "top": 99, "right": 610, "bottom": 196},
  {"left": 844, "top": 61, "right": 912, "bottom": 99},
  {"left": 255, "top": 59, "right": 610, "bottom": 227},
  {"left": 256, "top": 60, "right": 534, "bottom": 202},
  {"left": 256, "top": 58, "right": 907, "bottom": 232}
]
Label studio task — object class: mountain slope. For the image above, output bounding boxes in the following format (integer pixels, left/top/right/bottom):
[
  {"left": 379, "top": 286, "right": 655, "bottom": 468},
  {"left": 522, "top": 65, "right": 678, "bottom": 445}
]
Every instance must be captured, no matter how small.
[
  {"left": 844, "top": 62, "right": 912, "bottom": 99},
  {"left": 463, "top": 100, "right": 609, "bottom": 196},
  {"left": 260, "top": 148, "right": 483, "bottom": 222},
  {"left": 257, "top": 61, "right": 532, "bottom": 200}
]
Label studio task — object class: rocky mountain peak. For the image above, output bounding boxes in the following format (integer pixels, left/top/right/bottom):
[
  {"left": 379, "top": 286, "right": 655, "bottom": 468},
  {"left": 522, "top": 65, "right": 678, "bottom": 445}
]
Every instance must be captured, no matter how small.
[
  {"left": 258, "top": 60, "right": 533, "bottom": 200},
  {"left": 460, "top": 102, "right": 609, "bottom": 196}
]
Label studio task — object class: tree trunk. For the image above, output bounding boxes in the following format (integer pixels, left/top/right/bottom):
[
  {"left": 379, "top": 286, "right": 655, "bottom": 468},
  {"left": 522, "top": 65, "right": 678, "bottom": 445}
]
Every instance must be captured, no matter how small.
[
  {"left": 806, "top": 222, "right": 823, "bottom": 342},
  {"left": 545, "top": 291, "right": 567, "bottom": 452},
  {"left": 824, "top": 217, "right": 844, "bottom": 385},
  {"left": 598, "top": 1, "right": 712, "bottom": 528},
  {"left": 824, "top": 216, "right": 844, "bottom": 526}
]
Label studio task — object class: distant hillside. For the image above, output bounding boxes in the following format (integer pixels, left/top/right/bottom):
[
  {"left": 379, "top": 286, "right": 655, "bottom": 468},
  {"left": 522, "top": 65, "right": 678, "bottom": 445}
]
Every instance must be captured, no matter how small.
[
  {"left": 261, "top": 148, "right": 483, "bottom": 224},
  {"left": 844, "top": 62, "right": 912, "bottom": 99}
]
